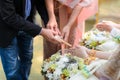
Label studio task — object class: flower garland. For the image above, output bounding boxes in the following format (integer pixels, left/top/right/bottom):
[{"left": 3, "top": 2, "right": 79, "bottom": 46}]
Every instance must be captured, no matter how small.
[
  {"left": 80, "top": 29, "right": 110, "bottom": 49},
  {"left": 41, "top": 53, "right": 92, "bottom": 80},
  {"left": 113, "top": 36, "right": 120, "bottom": 43}
]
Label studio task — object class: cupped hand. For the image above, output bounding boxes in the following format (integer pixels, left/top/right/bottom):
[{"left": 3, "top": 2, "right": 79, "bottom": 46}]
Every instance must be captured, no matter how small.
[
  {"left": 75, "top": 46, "right": 89, "bottom": 58},
  {"left": 95, "top": 20, "right": 117, "bottom": 32}
]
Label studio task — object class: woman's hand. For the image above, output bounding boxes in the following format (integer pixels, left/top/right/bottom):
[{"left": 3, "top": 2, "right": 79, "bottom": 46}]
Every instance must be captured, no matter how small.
[
  {"left": 74, "top": 46, "right": 89, "bottom": 58},
  {"left": 62, "top": 26, "right": 71, "bottom": 42},
  {"left": 96, "top": 21, "right": 118, "bottom": 32},
  {"left": 47, "top": 18, "right": 61, "bottom": 36}
]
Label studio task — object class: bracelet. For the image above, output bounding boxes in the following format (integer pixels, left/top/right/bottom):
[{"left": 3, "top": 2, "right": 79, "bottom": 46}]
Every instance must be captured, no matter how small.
[
  {"left": 89, "top": 49, "right": 96, "bottom": 60},
  {"left": 84, "top": 49, "right": 96, "bottom": 65},
  {"left": 84, "top": 57, "right": 92, "bottom": 65}
]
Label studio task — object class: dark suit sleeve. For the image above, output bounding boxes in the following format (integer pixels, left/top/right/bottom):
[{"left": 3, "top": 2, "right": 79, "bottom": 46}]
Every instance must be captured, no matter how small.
[
  {"left": 35, "top": 0, "right": 49, "bottom": 26},
  {"left": 0, "top": 0, "right": 42, "bottom": 37}
]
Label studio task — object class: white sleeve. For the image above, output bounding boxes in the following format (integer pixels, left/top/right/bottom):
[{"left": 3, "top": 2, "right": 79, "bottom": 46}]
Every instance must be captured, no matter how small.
[
  {"left": 110, "top": 28, "right": 120, "bottom": 37},
  {"left": 78, "top": 0, "right": 93, "bottom": 7}
]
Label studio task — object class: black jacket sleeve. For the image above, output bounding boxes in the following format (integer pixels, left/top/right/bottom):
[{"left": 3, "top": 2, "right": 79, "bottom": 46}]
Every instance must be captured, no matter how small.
[{"left": 0, "top": 0, "right": 42, "bottom": 37}]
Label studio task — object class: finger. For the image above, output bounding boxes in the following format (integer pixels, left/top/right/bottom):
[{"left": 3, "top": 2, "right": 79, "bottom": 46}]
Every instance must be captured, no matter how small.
[
  {"left": 52, "top": 30, "right": 57, "bottom": 35},
  {"left": 96, "top": 23, "right": 104, "bottom": 27},
  {"left": 62, "top": 32, "right": 65, "bottom": 39},
  {"left": 50, "top": 26, "right": 54, "bottom": 31},
  {"left": 54, "top": 27, "right": 58, "bottom": 35},
  {"left": 96, "top": 24, "right": 105, "bottom": 30},
  {"left": 64, "top": 34, "right": 69, "bottom": 42},
  {"left": 102, "top": 20, "right": 110, "bottom": 23},
  {"left": 56, "top": 28, "right": 61, "bottom": 35},
  {"left": 48, "top": 24, "right": 54, "bottom": 31}
]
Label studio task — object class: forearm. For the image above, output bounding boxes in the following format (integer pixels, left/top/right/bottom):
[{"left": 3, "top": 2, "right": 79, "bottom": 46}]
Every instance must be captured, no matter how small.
[
  {"left": 45, "top": 0, "right": 56, "bottom": 19},
  {"left": 115, "top": 24, "right": 120, "bottom": 29},
  {"left": 66, "top": 0, "right": 93, "bottom": 27},
  {"left": 0, "top": 0, "right": 41, "bottom": 37},
  {"left": 96, "top": 51, "right": 112, "bottom": 60},
  {"left": 66, "top": 4, "right": 83, "bottom": 28}
]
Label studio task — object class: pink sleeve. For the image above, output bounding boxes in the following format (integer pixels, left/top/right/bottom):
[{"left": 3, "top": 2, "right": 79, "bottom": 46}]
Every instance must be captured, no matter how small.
[
  {"left": 78, "top": 0, "right": 93, "bottom": 7},
  {"left": 57, "top": 0, "right": 81, "bottom": 8},
  {"left": 78, "top": 0, "right": 98, "bottom": 23}
]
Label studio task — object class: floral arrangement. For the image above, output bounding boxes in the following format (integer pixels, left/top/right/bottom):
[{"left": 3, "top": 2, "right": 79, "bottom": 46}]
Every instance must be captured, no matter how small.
[
  {"left": 80, "top": 29, "right": 119, "bottom": 51},
  {"left": 41, "top": 52, "right": 98, "bottom": 80},
  {"left": 113, "top": 36, "right": 120, "bottom": 43}
]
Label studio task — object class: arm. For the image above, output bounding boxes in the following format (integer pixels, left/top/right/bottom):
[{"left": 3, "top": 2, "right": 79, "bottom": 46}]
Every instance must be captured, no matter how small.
[
  {"left": 62, "top": 4, "right": 83, "bottom": 42},
  {"left": 0, "top": 0, "right": 60, "bottom": 44},
  {"left": 65, "top": 4, "right": 83, "bottom": 28},
  {"left": 35, "top": 0, "right": 49, "bottom": 25},
  {"left": 62, "top": 0, "right": 92, "bottom": 41},
  {"left": 0, "top": 0, "right": 41, "bottom": 37},
  {"left": 86, "top": 48, "right": 112, "bottom": 60},
  {"left": 96, "top": 21, "right": 120, "bottom": 37},
  {"left": 95, "top": 51, "right": 112, "bottom": 59},
  {"left": 45, "top": 0, "right": 55, "bottom": 21},
  {"left": 64, "top": 0, "right": 93, "bottom": 28},
  {"left": 45, "top": 0, "right": 60, "bottom": 35},
  {"left": 114, "top": 24, "right": 120, "bottom": 29}
]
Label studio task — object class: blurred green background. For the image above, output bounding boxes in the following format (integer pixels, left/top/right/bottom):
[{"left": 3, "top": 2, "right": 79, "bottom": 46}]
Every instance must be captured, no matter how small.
[{"left": 0, "top": 0, "right": 120, "bottom": 80}]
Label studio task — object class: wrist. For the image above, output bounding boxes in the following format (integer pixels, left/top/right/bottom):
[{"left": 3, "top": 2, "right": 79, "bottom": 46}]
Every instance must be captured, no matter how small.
[
  {"left": 65, "top": 24, "right": 72, "bottom": 29},
  {"left": 49, "top": 14, "right": 56, "bottom": 20},
  {"left": 39, "top": 28, "right": 45, "bottom": 36},
  {"left": 108, "top": 26, "right": 112, "bottom": 32}
]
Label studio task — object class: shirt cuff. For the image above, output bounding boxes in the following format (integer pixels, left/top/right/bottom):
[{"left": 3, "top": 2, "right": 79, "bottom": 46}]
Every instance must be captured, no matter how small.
[{"left": 110, "top": 28, "right": 120, "bottom": 37}]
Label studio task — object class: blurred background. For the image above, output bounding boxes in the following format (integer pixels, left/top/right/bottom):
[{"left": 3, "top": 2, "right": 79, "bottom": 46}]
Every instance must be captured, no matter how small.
[{"left": 0, "top": 0, "right": 120, "bottom": 80}]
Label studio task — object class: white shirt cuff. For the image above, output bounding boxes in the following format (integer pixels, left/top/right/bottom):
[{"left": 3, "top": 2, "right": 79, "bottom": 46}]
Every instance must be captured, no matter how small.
[{"left": 110, "top": 28, "right": 120, "bottom": 37}]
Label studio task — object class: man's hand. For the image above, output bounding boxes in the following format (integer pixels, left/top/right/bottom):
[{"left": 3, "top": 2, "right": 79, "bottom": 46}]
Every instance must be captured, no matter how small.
[{"left": 40, "top": 28, "right": 60, "bottom": 44}]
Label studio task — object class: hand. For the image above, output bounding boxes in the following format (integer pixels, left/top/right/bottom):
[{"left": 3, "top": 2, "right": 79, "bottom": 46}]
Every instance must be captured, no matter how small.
[
  {"left": 40, "top": 28, "right": 60, "bottom": 44},
  {"left": 76, "top": 46, "right": 89, "bottom": 58},
  {"left": 96, "top": 20, "right": 118, "bottom": 32},
  {"left": 62, "top": 26, "right": 71, "bottom": 42},
  {"left": 47, "top": 18, "right": 61, "bottom": 35},
  {"left": 71, "top": 46, "right": 89, "bottom": 58}
]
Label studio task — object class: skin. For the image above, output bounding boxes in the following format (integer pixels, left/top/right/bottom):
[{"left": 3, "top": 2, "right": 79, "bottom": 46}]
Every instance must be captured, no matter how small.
[
  {"left": 62, "top": 3, "right": 83, "bottom": 42},
  {"left": 96, "top": 20, "right": 120, "bottom": 32},
  {"left": 74, "top": 46, "right": 112, "bottom": 60},
  {"left": 45, "top": 0, "right": 61, "bottom": 35},
  {"left": 40, "top": 28, "right": 59, "bottom": 44}
]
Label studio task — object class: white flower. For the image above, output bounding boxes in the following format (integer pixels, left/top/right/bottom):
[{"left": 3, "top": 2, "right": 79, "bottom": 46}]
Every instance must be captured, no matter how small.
[
  {"left": 81, "top": 29, "right": 118, "bottom": 51},
  {"left": 53, "top": 68, "right": 62, "bottom": 79},
  {"left": 59, "top": 56, "right": 69, "bottom": 62},
  {"left": 41, "top": 53, "right": 99, "bottom": 80}
]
